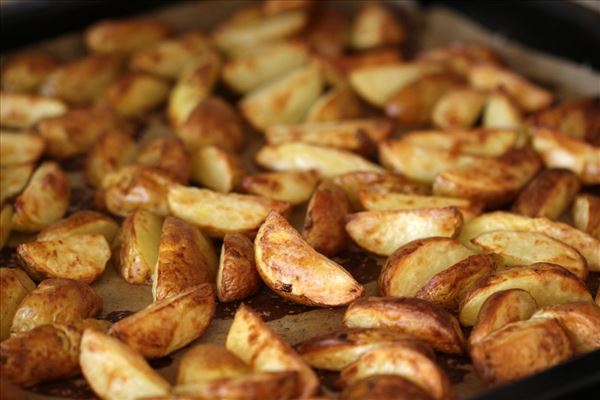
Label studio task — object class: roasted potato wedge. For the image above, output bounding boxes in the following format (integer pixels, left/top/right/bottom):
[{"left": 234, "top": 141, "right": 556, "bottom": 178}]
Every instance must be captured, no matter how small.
[
  {"left": 0, "top": 131, "right": 44, "bottom": 166},
  {"left": 137, "top": 137, "right": 190, "bottom": 184},
  {"left": 104, "top": 73, "right": 170, "bottom": 118},
  {"left": 344, "top": 297, "right": 465, "bottom": 354},
  {"left": 85, "top": 130, "right": 138, "bottom": 188},
  {"left": 190, "top": 145, "right": 245, "bottom": 193},
  {"left": 37, "top": 210, "right": 118, "bottom": 242},
  {"left": 1, "top": 51, "right": 58, "bottom": 93},
  {"left": 0, "top": 163, "right": 34, "bottom": 203},
  {"left": 12, "top": 162, "right": 69, "bottom": 232},
  {"left": 153, "top": 217, "right": 216, "bottom": 301},
  {"left": 255, "top": 210, "right": 363, "bottom": 306},
  {"left": 303, "top": 181, "right": 351, "bottom": 256},
  {"left": 80, "top": 329, "right": 171, "bottom": 399},
  {"left": 85, "top": 19, "right": 171, "bottom": 54},
  {"left": 0, "top": 268, "right": 35, "bottom": 340},
  {"left": 168, "top": 185, "right": 290, "bottom": 238},
  {"left": 0, "top": 93, "right": 66, "bottom": 129},
  {"left": 18, "top": 234, "right": 110, "bottom": 283},
  {"left": 470, "top": 318, "right": 572, "bottom": 385},
  {"left": 417, "top": 42, "right": 503, "bottom": 77},
  {"left": 0, "top": 205, "right": 13, "bottom": 249},
  {"left": 110, "top": 283, "right": 215, "bottom": 358},
  {"left": 469, "top": 289, "right": 538, "bottom": 346},
  {"left": 177, "top": 343, "right": 251, "bottom": 384},
  {"left": 346, "top": 208, "right": 463, "bottom": 256},
  {"left": 459, "top": 263, "right": 593, "bottom": 326},
  {"left": 572, "top": 194, "right": 600, "bottom": 238},
  {"left": 306, "top": 86, "right": 363, "bottom": 123},
  {"left": 471, "top": 230, "right": 587, "bottom": 280},
  {"left": 256, "top": 142, "right": 384, "bottom": 178},
  {"left": 216, "top": 233, "right": 261, "bottom": 303},
  {"left": 482, "top": 91, "right": 523, "bottom": 129},
  {"left": 350, "top": 2, "right": 405, "bottom": 50},
  {"left": 112, "top": 209, "right": 163, "bottom": 285},
  {"left": 341, "top": 374, "right": 434, "bottom": 400},
  {"left": 528, "top": 97, "right": 600, "bottom": 143},
  {"left": 432, "top": 88, "right": 487, "bottom": 130},
  {"left": 401, "top": 128, "right": 519, "bottom": 156},
  {"left": 242, "top": 171, "right": 318, "bottom": 205},
  {"left": 11, "top": 278, "right": 102, "bottom": 333},
  {"left": 225, "top": 304, "right": 319, "bottom": 398},
  {"left": 318, "top": 48, "right": 404, "bottom": 86}
]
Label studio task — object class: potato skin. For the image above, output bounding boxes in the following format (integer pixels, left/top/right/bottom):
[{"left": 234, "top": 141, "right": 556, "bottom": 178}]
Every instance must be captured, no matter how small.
[
  {"left": 216, "top": 233, "right": 261, "bottom": 303},
  {"left": 341, "top": 374, "right": 434, "bottom": 400},
  {"left": 85, "top": 130, "right": 138, "bottom": 188},
  {"left": 11, "top": 279, "right": 102, "bottom": 333},
  {"left": 136, "top": 137, "right": 190, "bottom": 184},
  {"left": 572, "top": 194, "right": 600, "bottom": 239},
  {"left": 177, "top": 343, "right": 251, "bottom": 385},
  {"left": 85, "top": 19, "right": 171, "bottom": 54},
  {"left": 37, "top": 210, "right": 119, "bottom": 242},
  {"left": 0, "top": 268, "right": 36, "bottom": 340},
  {"left": 1, "top": 51, "right": 58, "bottom": 93}
]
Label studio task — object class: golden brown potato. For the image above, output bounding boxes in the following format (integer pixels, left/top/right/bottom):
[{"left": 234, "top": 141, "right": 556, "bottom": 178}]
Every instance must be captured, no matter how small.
[
  {"left": 0, "top": 268, "right": 35, "bottom": 340},
  {"left": 468, "top": 64, "right": 553, "bottom": 112},
  {"left": 346, "top": 208, "right": 463, "bottom": 256},
  {"left": 226, "top": 304, "right": 319, "bottom": 398},
  {"left": 153, "top": 217, "right": 217, "bottom": 301},
  {"left": 37, "top": 210, "right": 119, "bottom": 243},
  {"left": 532, "top": 302, "right": 600, "bottom": 354},
  {"left": 256, "top": 142, "right": 384, "bottom": 178},
  {"left": 318, "top": 48, "right": 404, "bottom": 86},
  {"left": 240, "top": 64, "right": 323, "bottom": 131},
  {"left": 308, "top": 7, "right": 347, "bottom": 58},
  {"left": 432, "top": 88, "right": 487, "bottom": 130},
  {"left": 470, "top": 318, "right": 572, "bottom": 385},
  {"left": 0, "top": 163, "right": 34, "bottom": 203},
  {"left": 1, "top": 51, "right": 58, "bottom": 93},
  {"left": 303, "top": 181, "right": 351, "bottom": 256},
  {"left": 306, "top": 86, "right": 363, "bottom": 123},
  {"left": 216, "top": 233, "right": 261, "bottom": 303},
  {"left": 12, "top": 162, "right": 69, "bottom": 233},
  {"left": 469, "top": 289, "right": 538, "bottom": 346},
  {"left": 112, "top": 209, "right": 163, "bottom": 285},
  {"left": 137, "top": 137, "right": 190, "bottom": 184},
  {"left": 482, "top": 91, "right": 523, "bottom": 130},
  {"left": 168, "top": 185, "right": 290, "bottom": 238},
  {"left": 85, "top": 19, "right": 171, "bottom": 54},
  {"left": 110, "top": 283, "right": 215, "bottom": 359},
  {"left": 177, "top": 96, "right": 244, "bottom": 153},
  {"left": 104, "top": 73, "right": 170, "bottom": 118},
  {"left": 471, "top": 230, "right": 588, "bottom": 280},
  {"left": 255, "top": 211, "right": 363, "bottom": 306},
  {"left": 339, "top": 345, "right": 454, "bottom": 400},
  {"left": 341, "top": 374, "right": 434, "bottom": 400},
  {"left": 177, "top": 344, "right": 251, "bottom": 384},
  {"left": 401, "top": 128, "right": 519, "bottom": 156},
  {"left": 417, "top": 42, "right": 503, "bottom": 77},
  {"left": 344, "top": 297, "right": 465, "bottom": 354},
  {"left": 0, "top": 206, "right": 12, "bottom": 250},
  {"left": 0, "top": 93, "right": 66, "bottom": 129},
  {"left": 0, "top": 131, "right": 44, "bottom": 166},
  {"left": 350, "top": 3, "right": 405, "bottom": 50},
  {"left": 17, "top": 234, "right": 110, "bottom": 284},
  {"left": 80, "top": 329, "right": 171, "bottom": 399},
  {"left": 190, "top": 145, "right": 245, "bottom": 193},
  {"left": 102, "top": 166, "right": 175, "bottom": 217},
  {"left": 40, "top": 54, "right": 122, "bottom": 105},
  {"left": 528, "top": 97, "right": 600, "bottom": 143},
  {"left": 459, "top": 263, "right": 592, "bottom": 326},
  {"left": 242, "top": 171, "right": 318, "bottom": 205},
  {"left": 512, "top": 168, "right": 580, "bottom": 219},
  {"left": 265, "top": 119, "right": 392, "bottom": 155},
  {"left": 296, "top": 328, "right": 425, "bottom": 371},
  {"left": 416, "top": 254, "right": 498, "bottom": 311},
  {"left": 11, "top": 278, "right": 102, "bottom": 333},
  {"left": 572, "top": 194, "right": 600, "bottom": 238},
  {"left": 263, "top": 0, "right": 313, "bottom": 15},
  {"left": 85, "top": 130, "right": 138, "bottom": 188}
]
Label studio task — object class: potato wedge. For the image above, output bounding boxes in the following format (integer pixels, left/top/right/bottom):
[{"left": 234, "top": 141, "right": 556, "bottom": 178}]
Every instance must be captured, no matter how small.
[
  {"left": 303, "top": 181, "right": 351, "bottom": 256},
  {"left": 346, "top": 208, "right": 463, "bottom": 256},
  {"left": 80, "top": 329, "right": 171, "bottom": 399},
  {"left": 432, "top": 88, "right": 487, "bottom": 130},
  {"left": 256, "top": 142, "right": 384, "bottom": 178},
  {"left": 18, "top": 234, "right": 110, "bottom": 283},
  {"left": 12, "top": 162, "right": 69, "bottom": 232},
  {"left": 532, "top": 127, "right": 600, "bottom": 185},
  {"left": 240, "top": 64, "right": 323, "bottom": 131},
  {"left": 168, "top": 185, "right": 290, "bottom": 238},
  {"left": 459, "top": 211, "right": 600, "bottom": 271},
  {"left": 137, "top": 137, "right": 190, "bottom": 184},
  {"left": 217, "top": 233, "right": 260, "bottom": 303},
  {"left": 0, "top": 268, "right": 35, "bottom": 340},
  {"left": 37, "top": 210, "right": 118, "bottom": 242},
  {"left": 265, "top": 119, "right": 392, "bottom": 155},
  {"left": 339, "top": 345, "right": 454, "bottom": 400},
  {"left": 40, "top": 54, "right": 122, "bottom": 105},
  {"left": 1, "top": 51, "right": 58, "bottom": 93},
  {"left": 343, "top": 297, "right": 465, "bottom": 354},
  {"left": 85, "top": 19, "right": 171, "bottom": 54},
  {"left": 532, "top": 302, "right": 600, "bottom": 354},
  {"left": 417, "top": 42, "right": 503, "bottom": 77},
  {"left": 0, "top": 93, "right": 66, "bottom": 129},
  {"left": 318, "top": 48, "right": 404, "bottom": 86},
  {"left": 112, "top": 209, "right": 163, "bottom": 285},
  {"left": 482, "top": 91, "right": 523, "bottom": 129},
  {"left": 255, "top": 210, "right": 363, "bottom": 306},
  {"left": 350, "top": 2, "right": 405, "bottom": 50},
  {"left": 242, "top": 171, "right": 318, "bottom": 205},
  {"left": 572, "top": 194, "right": 600, "bottom": 238},
  {"left": 308, "top": 7, "right": 347, "bottom": 58},
  {"left": 85, "top": 130, "right": 138, "bottom": 188},
  {"left": 470, "top": 318, "right": 572, "bottom": 385},
  {"left": 468, "top": 64, "right": 553, "bottom": 112},
  {"left": 0, "top": 205, "right": 13, "bottom": 249},
  {"left": 177, "top": 343, "right": 251, "bottom": 384},
  {"left": 177, "top": 96, "right": 245, "bottom": 153},
  {"left": 459, "top": 263, "right": 592, "bottom": 326},
  {"left": 110, "top": 283, "right": 215, "bottom": 359},
  {"left": 469, "top": 289, "right": 538, "bottom": 346},
  {"left": 102, "top": 166, "right": 175, "bottom": 217},
  {"left": 296, "top": 328, "right": 426, "bottom": 371},
  {"left": 0, "top": 131, "right": 45, "bottom": 166},
  {"left": 104, "top": 73, "right": 170, "bottom": 118},
  {"left": 0, "top": 163, "right": 34, "bottom": 203},
  {"left": 341, "top": 374, "right": 434, "bottom": 400},
  {"left": 226, "top": 304, "right": 319, "bottom": 398},
  {"left": 433, "top": 148, "right": 542, "bottom": 208},
  {"left": 153, "top": 217, "right": 216, "bottom": 301},
  {"left": 471, "top": 230, "right": 588, "bottom": 280},
  {"left": 11, "top": 278, "right": 102, "bottom": 333},
  {"left": 190, "top": 146, "right": 245, "bottom": 193},
  {"left": 512, "top": 168, "right": 580, "bottom": 219},
  {"left": 306, "top": 87, "right": 363, "bottom": 123},
  {"left": 528, "top": 97, "right": 600, "bottom": 143}
]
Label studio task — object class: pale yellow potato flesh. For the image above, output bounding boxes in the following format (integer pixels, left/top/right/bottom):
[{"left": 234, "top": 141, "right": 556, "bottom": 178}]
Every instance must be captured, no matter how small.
[{"left": 0, "top": 268, "right": 36, "bottom": 340}]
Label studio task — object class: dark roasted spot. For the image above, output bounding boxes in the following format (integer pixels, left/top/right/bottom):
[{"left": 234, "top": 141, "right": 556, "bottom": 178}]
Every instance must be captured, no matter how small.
[{"left": 102, "top": 310, "right": 135, "bottom": 323}]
